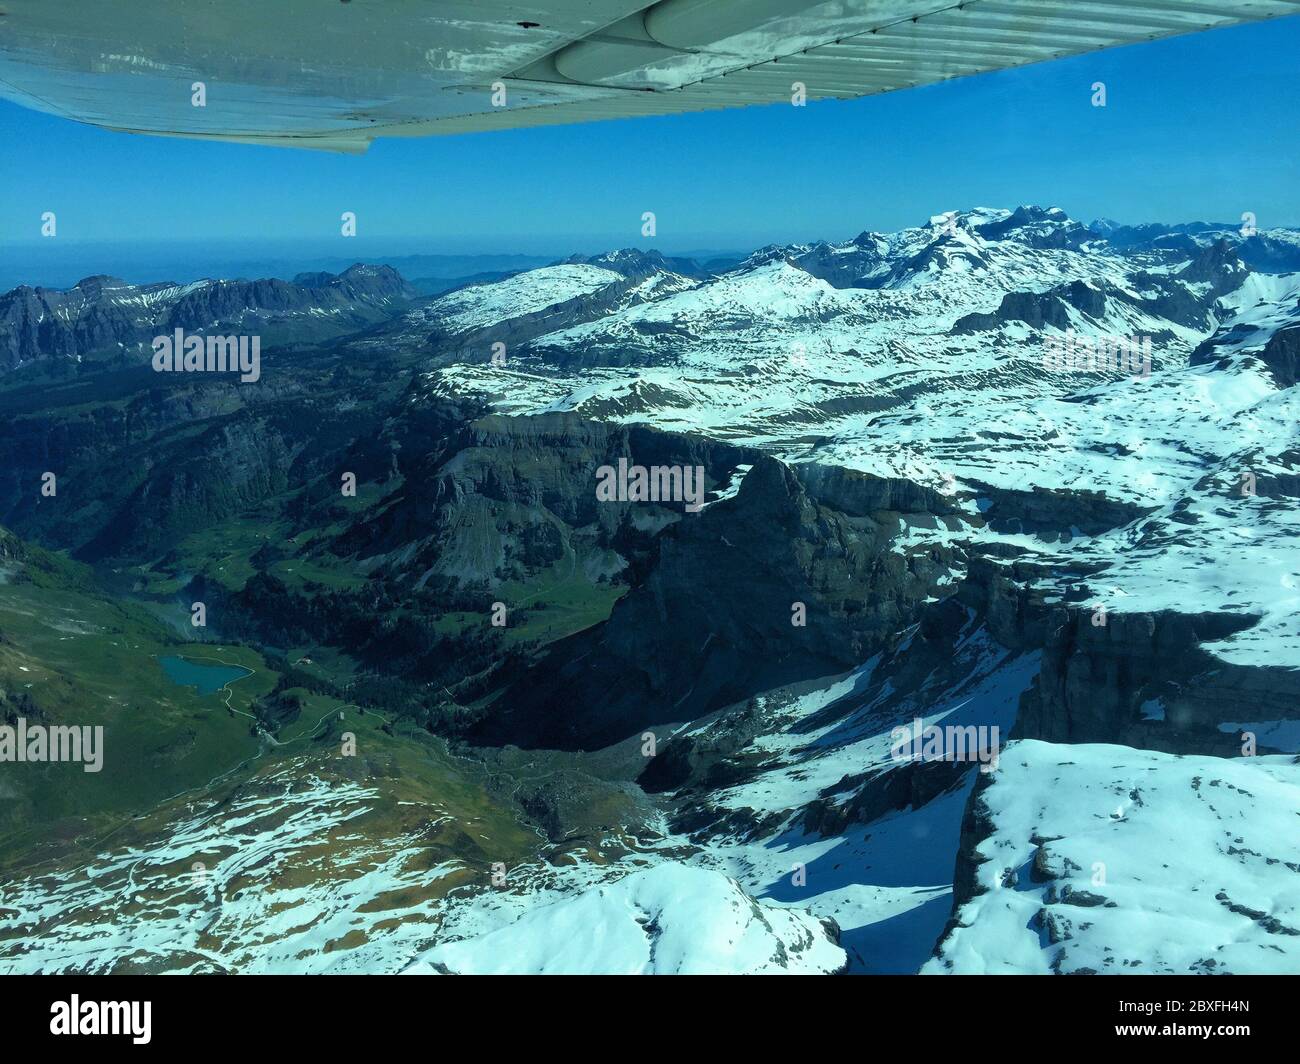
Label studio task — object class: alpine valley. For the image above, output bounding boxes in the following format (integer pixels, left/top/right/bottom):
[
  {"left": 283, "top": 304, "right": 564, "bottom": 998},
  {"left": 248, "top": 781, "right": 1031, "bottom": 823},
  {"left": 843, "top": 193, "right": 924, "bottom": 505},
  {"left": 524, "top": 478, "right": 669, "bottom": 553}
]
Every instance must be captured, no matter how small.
[{"left": 2, "top": 206, "right": 1298, "bottom": 975}]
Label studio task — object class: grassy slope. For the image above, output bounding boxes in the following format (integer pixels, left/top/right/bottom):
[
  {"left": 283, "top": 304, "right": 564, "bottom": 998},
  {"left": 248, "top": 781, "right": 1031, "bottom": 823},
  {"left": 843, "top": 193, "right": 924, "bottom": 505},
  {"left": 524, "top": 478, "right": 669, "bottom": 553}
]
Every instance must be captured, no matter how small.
[
  {"left": 0, "top": 538, "right": 498, "bottom": 823},
  {"left": 0, "top": 546, "right": 261, "bottom": 854}
]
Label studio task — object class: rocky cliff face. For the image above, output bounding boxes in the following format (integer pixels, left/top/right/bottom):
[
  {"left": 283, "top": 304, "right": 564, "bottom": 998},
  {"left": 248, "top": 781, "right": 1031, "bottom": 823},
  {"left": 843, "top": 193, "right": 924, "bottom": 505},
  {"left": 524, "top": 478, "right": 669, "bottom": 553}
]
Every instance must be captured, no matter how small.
[
  {"left": 329, "top": 403, "right": 760, "bottom": 594},
  {"left": 1257, "top": 324, "right": 1299, "bottom": 388},
  {"left": 953, "top": 279, "right": 1110, "bottom": 333},
  {"left": 474, "top": 455, "right": 964, "bottom": 749},
  {"left": 0, "top": 264, "right": 414, "bottom": 372},
  {"left": 1013, "top": 607, "right": 1300, "bottom": 756},
  {"left": 77, "top": 412, "right": 305, "bottom": 561}
]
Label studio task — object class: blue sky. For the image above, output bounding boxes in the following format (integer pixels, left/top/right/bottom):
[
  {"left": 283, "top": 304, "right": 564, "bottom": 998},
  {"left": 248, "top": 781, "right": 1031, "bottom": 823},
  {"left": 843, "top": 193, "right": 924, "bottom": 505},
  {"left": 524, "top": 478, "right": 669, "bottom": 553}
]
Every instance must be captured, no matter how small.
[{"left": 1, "top": 14, "right": 1297, "bottom": 266}]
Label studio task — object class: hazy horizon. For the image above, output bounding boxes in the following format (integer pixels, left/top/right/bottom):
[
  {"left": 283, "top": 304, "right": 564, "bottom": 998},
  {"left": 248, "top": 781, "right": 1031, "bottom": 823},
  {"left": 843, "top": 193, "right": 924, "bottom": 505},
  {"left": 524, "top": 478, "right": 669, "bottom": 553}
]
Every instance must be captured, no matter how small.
[{"left": 4, "top": 201, "right": 1299, "bottom": 291}]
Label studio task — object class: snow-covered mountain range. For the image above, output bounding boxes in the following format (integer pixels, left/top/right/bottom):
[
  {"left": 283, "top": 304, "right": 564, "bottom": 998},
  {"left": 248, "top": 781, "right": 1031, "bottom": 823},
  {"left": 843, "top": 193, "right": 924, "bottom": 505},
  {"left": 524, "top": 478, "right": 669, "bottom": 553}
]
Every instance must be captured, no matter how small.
[
  {"left": 417, "top": 207, "right": 1300, "bottom": 671},
  {"left": 392, "top": 206, "right": 1300, "bottom": 972},
  {"left": 2, "top": 206, "right": 1297, "bottom": 975}
]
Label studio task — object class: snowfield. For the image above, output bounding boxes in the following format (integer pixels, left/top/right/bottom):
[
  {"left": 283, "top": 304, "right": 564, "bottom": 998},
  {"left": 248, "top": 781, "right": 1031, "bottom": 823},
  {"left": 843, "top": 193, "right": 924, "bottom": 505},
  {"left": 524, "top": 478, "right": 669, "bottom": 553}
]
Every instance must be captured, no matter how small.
[
  {"left": 404, "top": 863, "right": 846, "bottom": 975},
  {"left": 407, "top": 263, "right": 622, "bottom": 335},
  {"left": 927, "top": 739, "right": 1300, "bottom": 975}
]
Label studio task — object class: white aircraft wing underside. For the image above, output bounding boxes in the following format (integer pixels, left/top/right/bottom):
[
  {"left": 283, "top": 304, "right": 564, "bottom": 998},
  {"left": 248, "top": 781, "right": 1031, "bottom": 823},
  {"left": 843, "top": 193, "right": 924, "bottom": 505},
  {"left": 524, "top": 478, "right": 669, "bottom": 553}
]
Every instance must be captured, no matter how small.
[{"left": 0, "top": 0, "right": 1296, "bottom": 152}]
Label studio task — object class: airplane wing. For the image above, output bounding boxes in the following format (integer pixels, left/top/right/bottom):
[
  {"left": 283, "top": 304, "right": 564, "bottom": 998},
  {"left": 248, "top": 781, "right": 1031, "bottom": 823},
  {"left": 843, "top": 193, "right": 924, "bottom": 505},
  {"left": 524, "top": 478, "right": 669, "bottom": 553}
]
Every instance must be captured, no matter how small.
[{"left": 0, "top": 0, "right": 1295, "bottom": 152}]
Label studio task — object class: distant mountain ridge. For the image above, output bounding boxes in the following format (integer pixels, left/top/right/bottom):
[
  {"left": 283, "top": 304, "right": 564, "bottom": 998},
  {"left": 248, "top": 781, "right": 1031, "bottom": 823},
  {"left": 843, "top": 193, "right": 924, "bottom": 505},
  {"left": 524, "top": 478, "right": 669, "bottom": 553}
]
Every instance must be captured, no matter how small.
[
  {"left": 4, "top": 209, "right": 1298, "bottom": 376},
  {"left": 0, "top": 263, "right": 414, "bottom": 372}
]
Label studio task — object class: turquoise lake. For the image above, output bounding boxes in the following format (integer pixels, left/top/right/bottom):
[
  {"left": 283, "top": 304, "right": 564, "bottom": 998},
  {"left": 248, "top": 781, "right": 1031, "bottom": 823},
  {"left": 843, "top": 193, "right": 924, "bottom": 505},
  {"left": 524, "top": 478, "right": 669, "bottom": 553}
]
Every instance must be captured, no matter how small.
[{"left": 159, "top": 655, "right": 252, "bottom": 696}]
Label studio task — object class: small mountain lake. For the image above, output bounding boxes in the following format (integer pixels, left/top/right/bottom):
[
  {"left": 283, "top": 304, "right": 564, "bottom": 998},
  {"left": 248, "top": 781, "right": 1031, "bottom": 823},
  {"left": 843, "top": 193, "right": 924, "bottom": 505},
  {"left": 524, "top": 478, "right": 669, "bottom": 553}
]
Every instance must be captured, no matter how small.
[{"left": 160, "top": 655, "right": 253, "bottom": 695}]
